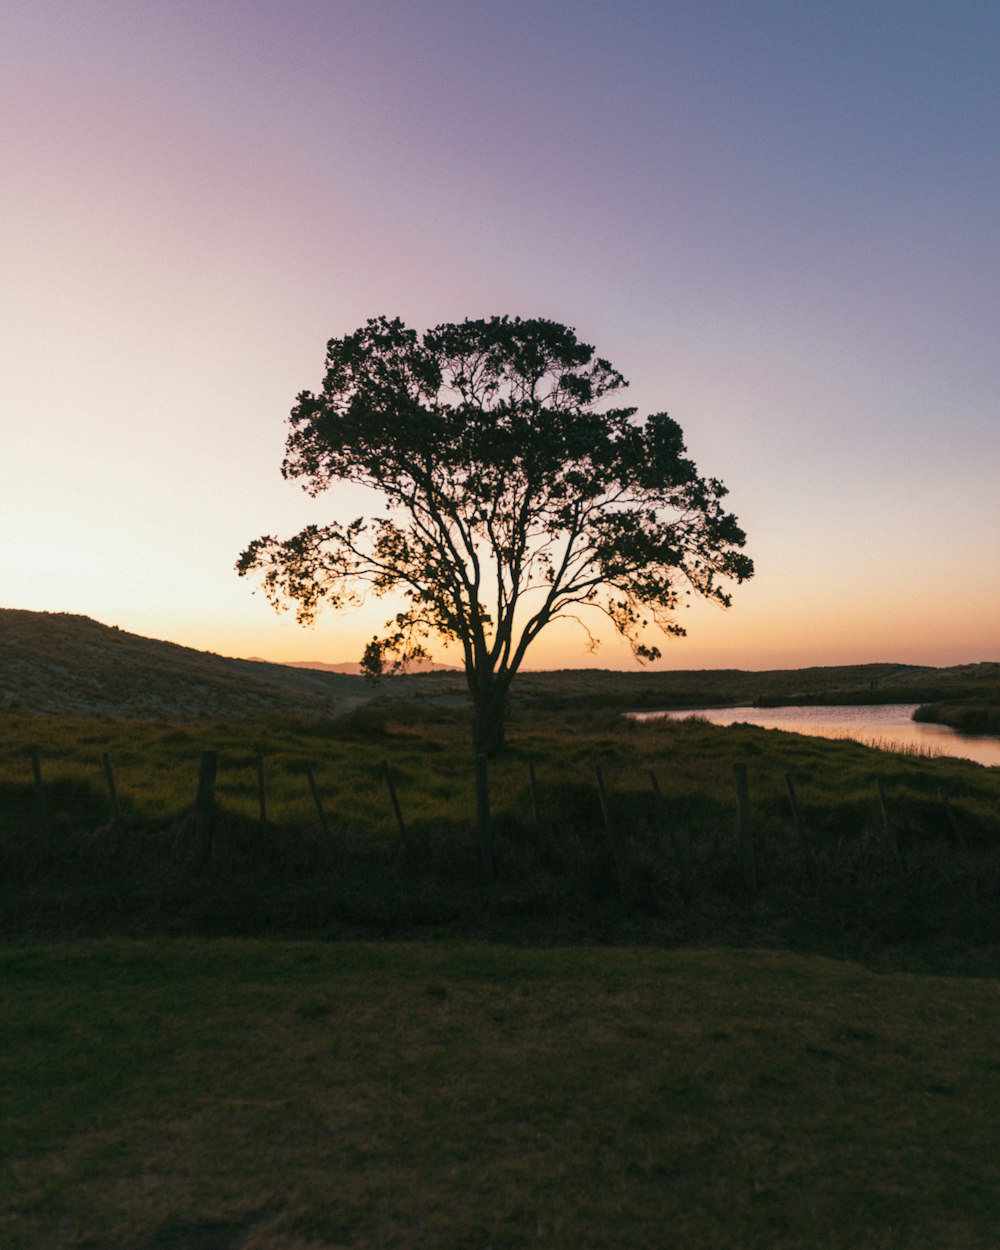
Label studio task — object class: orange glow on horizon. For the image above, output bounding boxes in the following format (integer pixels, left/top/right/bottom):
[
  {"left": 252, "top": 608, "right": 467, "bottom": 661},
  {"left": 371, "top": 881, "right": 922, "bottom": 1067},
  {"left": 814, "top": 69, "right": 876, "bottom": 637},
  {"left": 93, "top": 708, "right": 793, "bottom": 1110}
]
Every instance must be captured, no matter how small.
[{"left": 3, "top": 5, "right": 998, "bottom": 679}]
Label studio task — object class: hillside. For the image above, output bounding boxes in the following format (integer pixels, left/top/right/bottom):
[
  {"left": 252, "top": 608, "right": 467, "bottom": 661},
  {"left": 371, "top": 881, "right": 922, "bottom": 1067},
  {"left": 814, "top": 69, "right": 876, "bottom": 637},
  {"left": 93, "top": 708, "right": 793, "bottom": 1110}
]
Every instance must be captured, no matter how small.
[
  {"left": 260, "top": 657, "right": 462, "bottom": 675},
  {"left": 2, "top": 608, "right": 997, "bottom": 722},
  {"left": 0, "top": 610, "right": 369, "bottom": 720}
]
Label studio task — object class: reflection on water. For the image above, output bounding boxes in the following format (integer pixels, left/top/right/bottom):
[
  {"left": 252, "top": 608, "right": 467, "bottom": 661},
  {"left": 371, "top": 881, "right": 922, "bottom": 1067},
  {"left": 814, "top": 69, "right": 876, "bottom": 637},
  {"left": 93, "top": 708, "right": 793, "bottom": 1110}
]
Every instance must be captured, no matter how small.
[{"left": 629, "top": 703, "right": 1000, "bottom": 768}]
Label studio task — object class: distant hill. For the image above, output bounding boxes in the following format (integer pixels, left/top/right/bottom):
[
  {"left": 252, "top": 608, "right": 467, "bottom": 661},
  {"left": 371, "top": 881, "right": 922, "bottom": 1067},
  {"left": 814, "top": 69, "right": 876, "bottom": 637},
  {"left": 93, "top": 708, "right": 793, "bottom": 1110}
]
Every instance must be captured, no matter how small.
[
  {"left": 0, "top": 610, "right": 369, "bottom": 720},
  {"left": 283, "top": 660, "right": 368, "bottom": 674},
  {"left": 250, "top": 658, "right": 462, "bottom": 675},
  {"left": 2, "top": 608, "right": 996, "bottom": 722},
  {"left": 509, "top": 661, "right": 1000, "bottom": 712}
]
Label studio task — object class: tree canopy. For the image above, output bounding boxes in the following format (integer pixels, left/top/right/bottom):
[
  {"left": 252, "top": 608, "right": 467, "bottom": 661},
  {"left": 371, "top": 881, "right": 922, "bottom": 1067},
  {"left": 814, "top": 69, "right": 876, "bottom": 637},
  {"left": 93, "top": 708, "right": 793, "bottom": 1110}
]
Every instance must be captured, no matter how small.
[{"left": 237, "top": 315, "right": 753, "bottom": 753}]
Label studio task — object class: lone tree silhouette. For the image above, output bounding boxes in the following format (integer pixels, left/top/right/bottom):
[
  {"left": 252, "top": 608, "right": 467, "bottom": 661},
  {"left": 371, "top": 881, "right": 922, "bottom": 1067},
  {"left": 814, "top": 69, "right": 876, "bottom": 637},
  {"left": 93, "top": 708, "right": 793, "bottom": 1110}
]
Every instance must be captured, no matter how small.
[{"left": 237, "top": 315, "right": 753, "bottom": 755}]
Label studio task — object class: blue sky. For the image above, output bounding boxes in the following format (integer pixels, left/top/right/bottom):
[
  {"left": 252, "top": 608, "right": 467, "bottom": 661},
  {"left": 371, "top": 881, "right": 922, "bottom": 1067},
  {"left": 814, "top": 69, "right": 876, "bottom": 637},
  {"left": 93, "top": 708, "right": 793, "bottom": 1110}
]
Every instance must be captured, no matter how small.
[{"left": 3, "top": 0, "right": 998, "bottom": 668}]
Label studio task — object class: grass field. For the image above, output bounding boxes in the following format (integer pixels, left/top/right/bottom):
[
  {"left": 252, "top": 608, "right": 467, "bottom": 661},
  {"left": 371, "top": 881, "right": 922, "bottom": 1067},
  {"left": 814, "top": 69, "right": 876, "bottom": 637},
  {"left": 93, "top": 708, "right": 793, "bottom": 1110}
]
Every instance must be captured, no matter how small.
[
  {"left": 3, "top": 705, "right": 999, "bottom": 1247},
  {"left": 2, "top": 705, "right": 999, "bottom": 956},
  {"left": 3, "top": 938, "right": 1000, "bottom": 1250}
]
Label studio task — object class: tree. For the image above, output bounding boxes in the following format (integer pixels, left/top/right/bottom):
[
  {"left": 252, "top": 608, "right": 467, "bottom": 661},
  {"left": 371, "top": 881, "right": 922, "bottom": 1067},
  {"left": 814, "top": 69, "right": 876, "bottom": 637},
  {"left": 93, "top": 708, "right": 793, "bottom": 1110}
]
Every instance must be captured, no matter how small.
[{"left": 237, "top": 315, "right": 753, "bottom": 755}]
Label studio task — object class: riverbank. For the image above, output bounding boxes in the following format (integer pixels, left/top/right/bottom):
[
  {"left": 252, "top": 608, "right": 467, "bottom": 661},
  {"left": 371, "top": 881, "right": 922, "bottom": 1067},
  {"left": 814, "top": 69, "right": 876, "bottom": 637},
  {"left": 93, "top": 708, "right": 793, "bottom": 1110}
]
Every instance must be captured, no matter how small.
[
  {"left": 631, "top": 703, "right": 1000, "bottom": 768},
  {"left": 507, "top": 660, "right": 1000, "bottom": 715},
  {"left": 914, "top": 699, "right": 1000, "bottom": 735}
]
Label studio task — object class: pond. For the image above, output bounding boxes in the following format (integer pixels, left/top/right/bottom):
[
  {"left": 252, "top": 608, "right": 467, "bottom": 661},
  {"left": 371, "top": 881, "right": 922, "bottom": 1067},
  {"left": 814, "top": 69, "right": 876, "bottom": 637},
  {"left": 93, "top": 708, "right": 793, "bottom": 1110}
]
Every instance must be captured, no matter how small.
[{"left": 628, "top": 703, "right": 1000, "bottom": 768}]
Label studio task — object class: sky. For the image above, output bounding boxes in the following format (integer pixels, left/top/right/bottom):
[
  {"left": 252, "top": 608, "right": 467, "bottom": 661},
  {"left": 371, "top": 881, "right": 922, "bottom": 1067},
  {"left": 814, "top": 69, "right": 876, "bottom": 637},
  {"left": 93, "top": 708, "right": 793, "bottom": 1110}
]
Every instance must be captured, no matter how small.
[{"left": 3, "top": 0, "right": 998, "bottom": 672}]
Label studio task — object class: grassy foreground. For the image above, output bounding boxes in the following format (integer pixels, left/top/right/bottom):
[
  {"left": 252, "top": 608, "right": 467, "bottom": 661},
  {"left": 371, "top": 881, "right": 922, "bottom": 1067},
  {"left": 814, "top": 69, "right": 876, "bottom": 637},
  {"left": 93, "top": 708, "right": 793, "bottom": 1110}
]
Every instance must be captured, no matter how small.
[
  {"left": 3, "top": 938, "right": 1000, "bottom": 1250},
  {"left": 3, "top": 708, "right": 1000, "bottom": 1247}
]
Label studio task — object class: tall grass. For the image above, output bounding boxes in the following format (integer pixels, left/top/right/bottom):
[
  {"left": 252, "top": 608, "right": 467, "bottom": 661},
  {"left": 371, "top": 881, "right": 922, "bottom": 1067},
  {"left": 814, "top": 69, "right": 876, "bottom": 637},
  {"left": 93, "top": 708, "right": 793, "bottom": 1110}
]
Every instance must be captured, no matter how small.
[
  {"left": 1, "top": 705, "right": 998, "bottom": 957},
  {"left": 914, "top": 701, "right": 1000, "bottom": 734}
]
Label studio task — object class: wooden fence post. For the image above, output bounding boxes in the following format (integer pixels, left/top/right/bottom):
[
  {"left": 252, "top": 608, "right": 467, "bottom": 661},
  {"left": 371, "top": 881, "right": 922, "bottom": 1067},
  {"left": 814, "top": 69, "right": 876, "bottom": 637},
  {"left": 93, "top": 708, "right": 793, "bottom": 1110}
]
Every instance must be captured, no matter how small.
[
  {"left": 194, "top": 750, "right": 217, "bottom": 863},
  {"left": 527, "top": 761, "right": 541, "bottom": 831},
  {"left": 305, "top": 766, "right": 331, "bottom": 842},
  {"left": 593, "top": 765, "right": 623, "bottom": 898},
  {"left": 649, "top": 771, "right": 689, "bottom": 893},
  {"left": 256, "top": 754, "right": 268, "bottom": 836},
  {"left": 937, "top": 788, "right": 968, "bottom": 853},
  {"left": 102, "top": 751, "right": 125, "bottom": 837},
  {"left": 475, "top": 754, "right": 494, "bottom": 877},
  {"left": 30, "top": 749, "right": 49, "bottom": 841},
  {"left": 594, "top": 766, "right": 613, "bottom": 842},
  {"left": 875, "top": 778, "right": 904, "bottom": 868},
  {"left": 784, "top": 772, "right": 819, "bottom": 889},
  {"left": 101, "top": 750, "right": 124, "bottom": 850},
  {"left": 733, "top": 762, "right": 757, "bottom": 895},
  {"left": 938, "top": 788, "right": 974, "bottom": 890},
  {"left": 381, "top": 760, "right": 411, "bottom": 852}
]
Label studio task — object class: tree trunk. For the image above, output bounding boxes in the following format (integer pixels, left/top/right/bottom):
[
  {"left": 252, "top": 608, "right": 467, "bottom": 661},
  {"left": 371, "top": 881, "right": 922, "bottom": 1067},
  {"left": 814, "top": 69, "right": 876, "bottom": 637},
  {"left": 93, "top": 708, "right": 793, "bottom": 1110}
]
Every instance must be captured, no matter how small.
[{"left": 472, "top": 684, "right": 508, "bottom": 757}]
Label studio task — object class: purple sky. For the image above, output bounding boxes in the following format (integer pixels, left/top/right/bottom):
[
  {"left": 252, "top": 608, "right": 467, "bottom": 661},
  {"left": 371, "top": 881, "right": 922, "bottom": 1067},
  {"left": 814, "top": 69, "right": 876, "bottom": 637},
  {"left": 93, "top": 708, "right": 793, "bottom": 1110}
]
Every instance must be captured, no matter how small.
[{"left": 3, "top": 1, "right": 998, "bottom": 669}]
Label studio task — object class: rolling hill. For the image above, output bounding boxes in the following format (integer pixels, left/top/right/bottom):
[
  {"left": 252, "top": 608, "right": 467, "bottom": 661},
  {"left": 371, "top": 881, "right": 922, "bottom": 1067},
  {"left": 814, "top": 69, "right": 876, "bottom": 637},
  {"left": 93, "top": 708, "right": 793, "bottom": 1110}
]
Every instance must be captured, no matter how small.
[
  {"left": 0, "top": 610, "right": 369, "bottom": 720},
  {"left": 2, "top": 608, "right": 996, "bottom": 722},
  {"left": 249, "top": 657, "right": 462, "bottom": 675}
]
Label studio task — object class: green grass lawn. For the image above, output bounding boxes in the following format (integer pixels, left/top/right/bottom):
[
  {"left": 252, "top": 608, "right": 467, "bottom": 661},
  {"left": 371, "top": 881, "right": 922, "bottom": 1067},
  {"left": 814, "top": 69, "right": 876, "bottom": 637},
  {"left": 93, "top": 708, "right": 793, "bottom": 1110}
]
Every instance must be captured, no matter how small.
[{"left": 3, "top": 938, "right": 999, "bottom": 1250}]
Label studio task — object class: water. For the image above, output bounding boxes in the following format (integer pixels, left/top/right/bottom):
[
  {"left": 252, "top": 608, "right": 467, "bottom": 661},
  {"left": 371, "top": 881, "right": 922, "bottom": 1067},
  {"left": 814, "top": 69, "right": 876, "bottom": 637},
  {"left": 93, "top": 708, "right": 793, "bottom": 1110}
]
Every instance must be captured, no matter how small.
[{"left": 629, "top": 703, "right": 1000, "bottom": 768}]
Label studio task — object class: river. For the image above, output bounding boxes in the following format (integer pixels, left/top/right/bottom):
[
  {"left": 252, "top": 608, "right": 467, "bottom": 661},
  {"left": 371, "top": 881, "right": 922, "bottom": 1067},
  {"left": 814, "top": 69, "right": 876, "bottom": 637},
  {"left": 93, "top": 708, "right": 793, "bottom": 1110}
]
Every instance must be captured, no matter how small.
[{"left": 628, "top": 703, "right": 1000, "bottom": 768}]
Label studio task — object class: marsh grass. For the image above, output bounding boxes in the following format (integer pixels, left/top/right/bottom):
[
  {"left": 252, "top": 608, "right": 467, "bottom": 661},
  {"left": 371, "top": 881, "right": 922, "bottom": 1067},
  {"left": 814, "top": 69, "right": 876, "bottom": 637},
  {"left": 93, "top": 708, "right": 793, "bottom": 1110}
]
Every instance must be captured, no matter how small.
[
  {"left": 3, "top": 939, "right": 1000, "bottom": 1250},
  {"left": 914, "top": 701, "right": 1000, "bottom": 735}
]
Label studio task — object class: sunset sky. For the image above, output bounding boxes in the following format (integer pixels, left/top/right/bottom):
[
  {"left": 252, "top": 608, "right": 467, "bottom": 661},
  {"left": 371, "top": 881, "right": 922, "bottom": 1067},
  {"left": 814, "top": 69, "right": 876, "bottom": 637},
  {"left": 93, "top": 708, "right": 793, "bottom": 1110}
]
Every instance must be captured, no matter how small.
[{"left": 3, "top": 1, "right": 998, "bottom": 671}]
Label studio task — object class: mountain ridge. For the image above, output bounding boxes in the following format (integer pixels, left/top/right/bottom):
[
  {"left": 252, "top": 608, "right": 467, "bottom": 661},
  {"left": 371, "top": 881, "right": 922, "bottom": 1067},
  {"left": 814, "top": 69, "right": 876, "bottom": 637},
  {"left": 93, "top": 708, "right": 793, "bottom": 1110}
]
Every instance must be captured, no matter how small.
[{"left": 247, "top": 657, "right": 462, "bottom": 675}]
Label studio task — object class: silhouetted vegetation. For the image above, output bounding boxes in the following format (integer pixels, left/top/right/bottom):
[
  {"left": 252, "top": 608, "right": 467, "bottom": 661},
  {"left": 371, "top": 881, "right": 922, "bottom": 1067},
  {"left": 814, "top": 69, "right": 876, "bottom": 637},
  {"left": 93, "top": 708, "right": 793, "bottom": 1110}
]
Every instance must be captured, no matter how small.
[
  {"left": 914, "top": 698, "right": 1000, "bottom": 735},
  {"left": 238, "top": 316, "right": 753, "bottom": 753}
]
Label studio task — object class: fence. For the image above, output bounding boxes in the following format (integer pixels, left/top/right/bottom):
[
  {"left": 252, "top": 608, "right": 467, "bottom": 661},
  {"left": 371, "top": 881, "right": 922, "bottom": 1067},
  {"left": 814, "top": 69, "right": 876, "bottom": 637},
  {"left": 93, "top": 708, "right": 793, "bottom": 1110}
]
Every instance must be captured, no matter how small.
[{"left": 11, "top": 741, "right": 985, "bottom": 901}]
